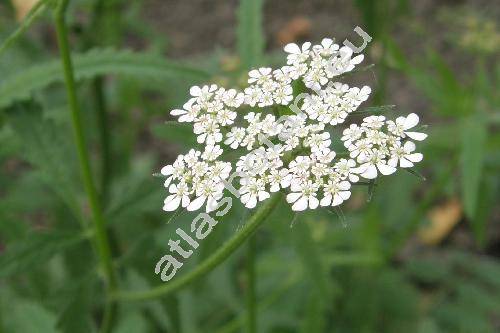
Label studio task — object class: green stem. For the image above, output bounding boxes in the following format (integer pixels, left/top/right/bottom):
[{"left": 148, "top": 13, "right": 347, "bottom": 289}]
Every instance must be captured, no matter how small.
[
  {"left": 113, "top": 193, "right": 282, "bottom": 302},
  {"left": 54, "top": 0, "right": 117, "bottom": 331},
  {"left": 0, "top": 0, "right": 49, "bottom": 56},
  {"left": 246, "top": 236, "right": 256, "bottom": 333},
  {"left": 93, "top": 76, "right": 111, "bottom": 204}
]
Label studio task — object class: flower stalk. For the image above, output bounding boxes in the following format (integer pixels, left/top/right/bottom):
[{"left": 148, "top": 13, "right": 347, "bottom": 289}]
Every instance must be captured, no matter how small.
[
  {"left": 113, "top": 193, "right": 282, "bottom": 302},
  {"left": 54, "top": 0, "right": 117, "bottom": 331},
  {"left": 246, "top": 235, "right": 257, "bottom": 333}
]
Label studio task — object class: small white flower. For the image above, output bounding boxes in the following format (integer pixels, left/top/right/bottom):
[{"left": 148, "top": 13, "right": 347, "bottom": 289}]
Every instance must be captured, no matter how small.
[
  {"left": 216, "top": 108, "right": 237, "bottom": 126},
  {"left": 341, "top": 124, "right": 364, "bottom": 146},
  {"left": 190, "top": 84, "right": 218, "bottom": 104},
  {"left": 284, "top": 42, "right": 311, "bottom": 64},
  {"left": 388, "top": 141, "right": 423, "bottom": 168},
  {"left": 362, "top": 115, "right": 386, "bottom": 129},
  {"left": 240, "top": 177, "right": 270, "bottom": 208},
  {"left": 358, "top": 150, "right": 396, "bottom": 179},
  {"left": 289, "top": 156, "right": 312, "bottom": 177},
  {"left": 163, "top": 182, "right": 191, "bottom": 211},
  {"left": 334, "top": 158, "right": 360, "bottom": 183},
  {"left": 320, "top": 178, "right": 351, "bottom": 207},
  {"left": 248, "top": 67, "right": 273, "bottom": 85},
  {"left": 224, "top": 127, "right": 246, "bottom": 149},
  {"left": 188, "top": 180, "right": 224, "bottom": 213},
  {"left": 222, "top": 89, "right": 244, "bottom": 108},
  {"left": 161, "top": 156, "right": 186, "bottom": 187},
  {"left": 202, "top": 145, "right": 223, "bottom": 161},
  {"left": 183, "top": 149, "right": 201, "bottom": 167},
  {"left": 286, "top": 180, "right": 320, "bottom": 211},
  {"left": 268, "top": 168, "right": 291, "bottom": 192},
  {"left": 244, "top": 86, "right": 262, "bottom": 107},
  {"left": 387, "top": 113, "right": 428, "bottom": 141},
  {"left": 170, "top": 99, "right": 200, "bottom": 122},
  {"left": 304, "top": 132, "right": 331, "bottom": 153},
  {"left": 348, "top": 138, "right": 373, "bottom": 161}
]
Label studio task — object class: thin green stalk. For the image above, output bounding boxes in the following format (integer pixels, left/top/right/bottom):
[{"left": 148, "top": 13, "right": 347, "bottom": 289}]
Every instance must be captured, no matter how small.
[
  {"left": 113, "top": 193, "right": 282, "bottom": 302},
  {"left": 0, "top": 0, "right": 49, "bottom": 56},
  {"left": 93, "top": 76, "right": 111, "bottom": 204},
  {"left": 246, "top": 236, "right": 256, "bottom": 333},
  {"left": 54, "top": 0, "right": 117, "bottom": 331}
]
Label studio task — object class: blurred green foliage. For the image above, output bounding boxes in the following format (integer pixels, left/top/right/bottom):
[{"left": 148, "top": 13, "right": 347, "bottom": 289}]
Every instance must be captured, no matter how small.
[{"left": 0, "top": 0, "right": 499, "bottom": 332}]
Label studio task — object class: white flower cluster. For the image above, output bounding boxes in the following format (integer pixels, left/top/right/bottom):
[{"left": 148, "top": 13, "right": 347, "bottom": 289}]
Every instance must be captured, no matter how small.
[{"left": 161, "top": 38, "right": 427, "bottom": 213}]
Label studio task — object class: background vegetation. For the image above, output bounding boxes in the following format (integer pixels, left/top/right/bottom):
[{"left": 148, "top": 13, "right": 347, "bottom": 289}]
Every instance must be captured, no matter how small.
[{"left": 0, "top": 0, "right": 499, "bottom": 332}]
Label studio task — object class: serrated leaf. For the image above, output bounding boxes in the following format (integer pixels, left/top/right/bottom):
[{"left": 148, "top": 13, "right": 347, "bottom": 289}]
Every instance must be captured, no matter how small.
[
  {"left": 0, "top": 49, "right": 210, "bottom": 108},
  {"left": 237, "top": 0, "right": 264, "bottom": 68},
  {"left": 0, "top": 230, "right": 85, "bottom": 278},
  {"left": 460, "top": 113, "right": 487, "bottom": 219},
  {"left": 6, "top": 102, "right": 81, "bottom": 215}
]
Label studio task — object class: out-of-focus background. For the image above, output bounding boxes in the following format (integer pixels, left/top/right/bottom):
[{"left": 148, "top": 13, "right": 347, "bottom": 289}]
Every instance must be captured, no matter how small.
[{"left": 0, "top": 0, "right": 499, "bottom": 332}]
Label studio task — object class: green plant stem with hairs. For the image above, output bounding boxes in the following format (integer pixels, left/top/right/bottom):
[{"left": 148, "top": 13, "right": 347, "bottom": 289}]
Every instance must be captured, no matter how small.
[
  {"left": 113, "top": 193, "right": 282, "bottom": 302},
  {"left": 246, "top": 235, "right": 257, "bottom": 333},
  {"left": 54, "top": 0, "right": 117, "bottom": 331}
]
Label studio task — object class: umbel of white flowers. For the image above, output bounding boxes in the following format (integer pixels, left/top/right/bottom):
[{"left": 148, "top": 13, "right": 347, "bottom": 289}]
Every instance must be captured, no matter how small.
[{"left": 160, "top": 38, "right": 427, "bottom": 213}]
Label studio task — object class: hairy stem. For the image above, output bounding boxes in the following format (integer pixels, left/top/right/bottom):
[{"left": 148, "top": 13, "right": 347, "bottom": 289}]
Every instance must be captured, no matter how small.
[
  {"left": 246, "top": 236, "right": 257, "bottom": 333},
  {"left": 54, "top": 0, "right": 117, "bottom": 331},
  {"left": 113, "top": 193, "right": 282, "bottom": 302}
]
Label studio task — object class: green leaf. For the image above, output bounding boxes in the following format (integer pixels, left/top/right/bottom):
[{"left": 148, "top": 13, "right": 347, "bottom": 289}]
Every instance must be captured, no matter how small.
[
  {"left": 6, "top": 102, "right": 81, "bottom": 215},
  {"left": 56, "top": 276, "right": 97, "bottom": 333},
  {"left": 237, "top": 0, "right": 265, "bottom": 68},
  {"left": 460, "top": 113, "right": 487, "bottom": 219},
  {"left": 0, "top": 49, "right": 210, "bottom": 108},
  {"left": 3, "top": 300, "right": 61, "bottom": 333},
  {"left": 472, "top": 175, "right": 495, "bottom": 247},
  {"left": 0, "top": 230, "right": 85, "bottom": 278},
  {"left": 114, "top": 312, "right": 149, "bottom": 333}
]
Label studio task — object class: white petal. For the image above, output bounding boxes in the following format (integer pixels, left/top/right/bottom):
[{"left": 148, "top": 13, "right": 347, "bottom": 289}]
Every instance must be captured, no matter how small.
[
  {"left": 351, "top": 54, "right": 364, "bottom": 65},
  {"left": 405, "top": 132, "right": 428, "bottom": 141},
  {"left": 187, "top": 196, "right": 206, "bottom": 211},
  {"left": 309, "top": 196, "right": 319, "bottom": 210},
  {"left": 403, "top": 141, "right": 416, "bottom": 152},
  {"left": 292, "top": 197, "right": 308, "bottom": 211},
  {"left": 406, "top": 153, "right": 423, "bottom": 163},
  {"left": 399, "top": 158, "right": 414, "bottom": 168},
  {"left": 339, "top": 191, "right": 351, "bottom": 200},
  {"left": 361, "top": 164, "right": 377, "bottom": 179},
  {"left": 170, "top": 109, "right": 186, "bottom": 116},
  {"left": 320, "top": 195, "right": 332, "bottom": 206},
  {"left": 332, "top": 195, "right": 343, "bottom": 206},
  {"left": 161, "top": 165, "right": 174, "bottom": 176},
  {"left": 181, "top": 196, "right": 190, "bottom": 208},
  {"left": 163, "top": 196, "right": 181, "bottom": 211},
  {"left": 206, "top": 197, "right": 219, "bottom": 213},
  {"left": 245, "top": 195, "right": 258, "bottom": 209},
  {"left": 190, "top": 86, "right": 201, "bottom": 96},
  {"left": 284, "top": 43, "right": 300, "bottom": 54},
  {"left": 403, "top": 113, "right": 419, "bottom": 130},
  {"left": 339, "top": 181, "right": 351, "bottom": 190},
  {"left": 377, "top": 163, "right": 397, "bottom": 175},
  {"left": 388, "top": 158, "right": 398, "bottom": 168},
  {"left": 286, "top": 192, "right": 302, "bottom": 204}
]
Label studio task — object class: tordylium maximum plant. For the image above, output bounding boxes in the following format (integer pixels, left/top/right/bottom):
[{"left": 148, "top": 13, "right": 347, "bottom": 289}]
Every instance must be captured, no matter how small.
[{"left": 161, "top": 38, "right": 427, "bottom": 215}]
